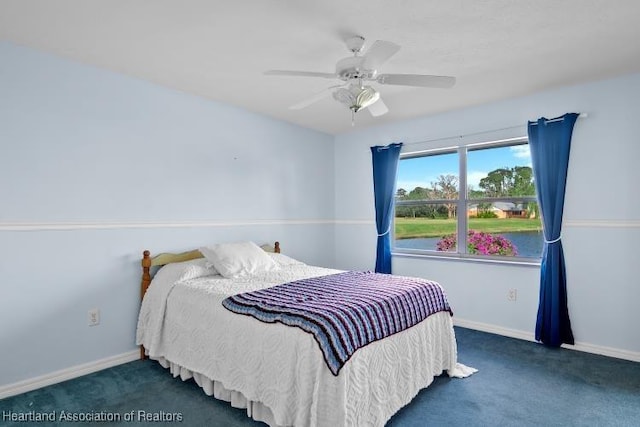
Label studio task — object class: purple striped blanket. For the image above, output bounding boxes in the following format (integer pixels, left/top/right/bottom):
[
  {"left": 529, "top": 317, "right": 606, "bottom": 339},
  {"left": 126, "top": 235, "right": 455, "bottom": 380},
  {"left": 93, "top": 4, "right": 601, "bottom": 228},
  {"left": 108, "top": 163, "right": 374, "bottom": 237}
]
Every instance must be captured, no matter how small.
[{"left": 222, "top": 271, "right": 452, "bottom": 375}]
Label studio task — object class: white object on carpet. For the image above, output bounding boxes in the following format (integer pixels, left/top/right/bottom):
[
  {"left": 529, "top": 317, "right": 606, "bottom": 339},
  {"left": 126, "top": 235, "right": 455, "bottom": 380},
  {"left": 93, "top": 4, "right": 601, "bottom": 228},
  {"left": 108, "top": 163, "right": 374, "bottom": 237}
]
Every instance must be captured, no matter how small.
[{"left": 448, "top": 363, "right": 478, "bottom": 378}]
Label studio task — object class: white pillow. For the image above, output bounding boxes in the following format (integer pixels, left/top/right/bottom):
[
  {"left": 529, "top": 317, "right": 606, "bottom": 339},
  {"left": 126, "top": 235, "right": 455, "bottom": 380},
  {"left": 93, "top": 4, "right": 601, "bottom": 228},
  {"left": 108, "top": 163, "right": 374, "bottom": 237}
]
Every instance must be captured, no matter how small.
[
  {"left": 199, "top": 241, "right": 279, "bottom": 278},
  {"left": 177, "top": 258, "right": 218, "bottom": 282},
  {"left": 268, "top": 252, "right": 305, "bottom": 267},
  {"left": 151, "top": 258, "right": 217, "bottom": 291}
]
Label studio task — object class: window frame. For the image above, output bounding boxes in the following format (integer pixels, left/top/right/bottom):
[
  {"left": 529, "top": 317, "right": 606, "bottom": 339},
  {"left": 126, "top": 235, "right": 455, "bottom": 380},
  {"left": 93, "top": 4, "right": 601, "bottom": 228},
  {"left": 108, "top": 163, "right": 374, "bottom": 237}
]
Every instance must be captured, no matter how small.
[{"left": 393, "top": 137, "right": 542, "bottom": 265}]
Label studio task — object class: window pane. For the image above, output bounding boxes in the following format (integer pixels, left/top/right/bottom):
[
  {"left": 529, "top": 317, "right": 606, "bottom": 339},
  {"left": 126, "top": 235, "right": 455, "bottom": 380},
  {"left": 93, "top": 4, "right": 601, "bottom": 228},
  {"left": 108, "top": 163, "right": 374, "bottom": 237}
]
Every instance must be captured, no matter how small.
[
  {"left": 394, "top": 141, "right": 542, "bottom": 260},
  {"left": 394, "top": 204, "right": 457, "bottom": 252},
  {"left": 396, "top": 152, "right": 459, "bottom": 201},
  {"left": 467, "top": 201, "right": 543, "bottom": 257},
  {"left": 468, "top": 144, "right": 535, "bottom": 198}
]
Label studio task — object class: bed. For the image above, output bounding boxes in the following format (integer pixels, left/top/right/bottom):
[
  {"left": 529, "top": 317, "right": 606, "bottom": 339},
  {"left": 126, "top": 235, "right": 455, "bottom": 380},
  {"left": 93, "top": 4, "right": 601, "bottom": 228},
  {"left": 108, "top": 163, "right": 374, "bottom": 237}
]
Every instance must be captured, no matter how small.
[{"left": 136, "top": 241, "right": 471, "bottom": 427}]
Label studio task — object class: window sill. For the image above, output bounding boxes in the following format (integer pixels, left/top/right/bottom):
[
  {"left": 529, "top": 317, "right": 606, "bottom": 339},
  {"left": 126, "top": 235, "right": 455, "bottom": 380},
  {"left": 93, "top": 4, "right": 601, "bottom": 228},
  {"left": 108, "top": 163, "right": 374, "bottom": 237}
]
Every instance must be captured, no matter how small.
[{"left": 392, "top": 250, "right": 541, "bottom": 268}]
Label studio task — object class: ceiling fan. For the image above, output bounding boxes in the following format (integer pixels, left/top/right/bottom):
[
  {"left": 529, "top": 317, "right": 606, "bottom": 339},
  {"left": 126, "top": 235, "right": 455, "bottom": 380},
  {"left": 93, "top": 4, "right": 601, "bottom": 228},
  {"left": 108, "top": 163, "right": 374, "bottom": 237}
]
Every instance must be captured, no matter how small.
[{"left": 264, "top": 36, "right": 456, "bottom": 122}]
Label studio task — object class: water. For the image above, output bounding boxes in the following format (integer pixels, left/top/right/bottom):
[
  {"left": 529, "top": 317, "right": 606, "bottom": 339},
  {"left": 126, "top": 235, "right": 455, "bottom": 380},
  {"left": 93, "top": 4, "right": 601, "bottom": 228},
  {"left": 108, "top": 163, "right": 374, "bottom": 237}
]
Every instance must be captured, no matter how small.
[{"left": 395, "top": 231, "right": 544, "bottom": 258}]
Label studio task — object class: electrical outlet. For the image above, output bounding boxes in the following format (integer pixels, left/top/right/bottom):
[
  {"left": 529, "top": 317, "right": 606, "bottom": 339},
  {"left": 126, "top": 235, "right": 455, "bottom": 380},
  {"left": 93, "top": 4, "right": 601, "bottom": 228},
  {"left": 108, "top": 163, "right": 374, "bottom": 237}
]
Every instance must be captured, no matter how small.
[
  {"left": 507, "top": 288, "right": 517, "bottom": 302},
  {"left": 88, "top": 308, "right": 100, "bottom": 326}
]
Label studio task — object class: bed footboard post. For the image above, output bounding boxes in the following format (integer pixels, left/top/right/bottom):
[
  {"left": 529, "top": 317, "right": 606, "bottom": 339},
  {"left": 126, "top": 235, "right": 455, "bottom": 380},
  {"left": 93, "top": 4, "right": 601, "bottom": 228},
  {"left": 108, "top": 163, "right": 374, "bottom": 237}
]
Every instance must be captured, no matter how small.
[
  {"left": 140, "top": 250, "right": 152, "bottom": 360},
  {"left": 274, "top": 241, "right": 280, "bottom": 253},
  {"left": 142, "top": 250, "right": 152, "bottom": 295}
]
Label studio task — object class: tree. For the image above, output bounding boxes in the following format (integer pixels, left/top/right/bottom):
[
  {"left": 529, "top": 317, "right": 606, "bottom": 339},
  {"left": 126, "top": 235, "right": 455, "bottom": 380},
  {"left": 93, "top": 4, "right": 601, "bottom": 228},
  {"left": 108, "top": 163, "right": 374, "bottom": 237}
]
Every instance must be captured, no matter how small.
[
  {"left": 395, "top": 187, "right": 426, "bottom": 218},
  {"left": 478, "top": 166, "right": 534, "bottom": 197},
  {"left": 431, "top": 174, "right": 458, "bottom": 219},
  {"left": 476, "top": 166, "right": 537, "bottom": 218},
  {"left": 511, "top": 166, "right": 535, "bottom": 196},
  {"left": 395, "top": 185, "right": 452, "bottom": 219},
  {"left": 406, "top": 186, "right": 429, "bottom": 200},
  {"left": 479, "top": 168, "right": 512, "bottom": 197}
]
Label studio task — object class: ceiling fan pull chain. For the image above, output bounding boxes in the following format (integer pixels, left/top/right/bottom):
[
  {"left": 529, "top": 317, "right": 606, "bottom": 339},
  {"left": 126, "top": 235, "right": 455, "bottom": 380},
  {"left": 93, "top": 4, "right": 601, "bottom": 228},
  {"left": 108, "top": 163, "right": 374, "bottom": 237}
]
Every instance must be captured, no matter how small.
[{"left": 351, "top": 109, "right": 355, "bottom": 126}]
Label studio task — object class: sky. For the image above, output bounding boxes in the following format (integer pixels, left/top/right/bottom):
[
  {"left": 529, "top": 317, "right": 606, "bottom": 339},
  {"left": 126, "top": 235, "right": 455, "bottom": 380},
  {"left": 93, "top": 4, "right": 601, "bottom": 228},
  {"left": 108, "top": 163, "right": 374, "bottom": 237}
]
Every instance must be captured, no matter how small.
[{"left": 397, "top": 144, "right": 532, "bottom": 193}]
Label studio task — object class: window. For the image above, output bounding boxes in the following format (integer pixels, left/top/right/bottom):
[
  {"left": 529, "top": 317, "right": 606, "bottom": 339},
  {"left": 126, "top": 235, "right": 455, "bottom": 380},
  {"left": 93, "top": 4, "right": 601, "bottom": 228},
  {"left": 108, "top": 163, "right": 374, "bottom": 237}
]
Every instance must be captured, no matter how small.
[{"left": 394, "top": 138, "right": 543, "bottom": 260}]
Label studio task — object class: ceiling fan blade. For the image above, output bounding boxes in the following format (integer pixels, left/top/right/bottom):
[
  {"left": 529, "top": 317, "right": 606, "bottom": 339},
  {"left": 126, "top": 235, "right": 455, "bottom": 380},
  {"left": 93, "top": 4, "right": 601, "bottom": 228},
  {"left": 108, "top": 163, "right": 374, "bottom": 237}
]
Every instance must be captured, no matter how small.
[
  {"left": 362, "top": 40, "right": 401, "bottom": 70},
  {"left": 265, "top": 70, "right": 337, "bottom": 79},
  {"left": 289, "top": 85, "right": 344, "bottom": 110},
  {"left": 367, "top": 97, "right": 389, "bottom": 117},
  {"left": 376, "top": 74, "right": 456, "bottom": 88}
]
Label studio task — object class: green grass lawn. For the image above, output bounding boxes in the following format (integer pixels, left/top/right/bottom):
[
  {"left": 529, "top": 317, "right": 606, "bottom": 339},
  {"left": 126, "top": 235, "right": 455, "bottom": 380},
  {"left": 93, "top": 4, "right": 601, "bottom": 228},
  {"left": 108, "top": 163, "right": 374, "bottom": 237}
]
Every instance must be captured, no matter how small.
[{"left": 395, "top": 217, "right": 542, "bottom": 239}]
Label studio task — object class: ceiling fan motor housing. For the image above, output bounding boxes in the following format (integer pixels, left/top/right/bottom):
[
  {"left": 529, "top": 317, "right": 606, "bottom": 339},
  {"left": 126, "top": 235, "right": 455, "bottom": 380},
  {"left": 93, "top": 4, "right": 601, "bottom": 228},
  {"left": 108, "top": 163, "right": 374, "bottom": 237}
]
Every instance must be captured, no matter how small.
[{"left": 335, "top": 57, "right": 377, "bottom": 81}]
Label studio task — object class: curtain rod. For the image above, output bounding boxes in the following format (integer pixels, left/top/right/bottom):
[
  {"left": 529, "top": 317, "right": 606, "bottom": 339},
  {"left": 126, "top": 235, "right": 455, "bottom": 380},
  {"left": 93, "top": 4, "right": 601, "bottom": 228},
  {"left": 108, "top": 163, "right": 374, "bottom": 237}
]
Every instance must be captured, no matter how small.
[
  {"left": 529, "top": 112, "right": 588, "bottom": 126},
  {"left": 403, "top": 113, "right": 587, "bottom": 147}
]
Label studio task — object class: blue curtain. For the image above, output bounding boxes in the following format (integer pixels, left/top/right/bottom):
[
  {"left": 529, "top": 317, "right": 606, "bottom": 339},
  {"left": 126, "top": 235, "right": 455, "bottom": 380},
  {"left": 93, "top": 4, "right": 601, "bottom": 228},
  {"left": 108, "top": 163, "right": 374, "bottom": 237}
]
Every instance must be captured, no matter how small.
[
  {"left": 528, "top": 113, "right": 578, "bottom": 347},
  {"left": 371, "top": 143, "right": 403, "bottom": 273}
]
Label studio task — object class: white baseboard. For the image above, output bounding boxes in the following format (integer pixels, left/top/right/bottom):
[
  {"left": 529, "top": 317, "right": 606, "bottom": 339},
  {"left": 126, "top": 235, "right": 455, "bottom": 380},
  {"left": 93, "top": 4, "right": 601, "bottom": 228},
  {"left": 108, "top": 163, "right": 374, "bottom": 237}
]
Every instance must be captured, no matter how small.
[
  {"left": 0, "top": 350, "right": 139, "bottom": 400},
  {"left": 453, "top": 318, "right": 537, "bottom": 342},
  {"left": 561, "top": 340, "right": 640, "bottom": 363},
  {"left": 453, "top": 318, "right": 640, "bottom": 363}
]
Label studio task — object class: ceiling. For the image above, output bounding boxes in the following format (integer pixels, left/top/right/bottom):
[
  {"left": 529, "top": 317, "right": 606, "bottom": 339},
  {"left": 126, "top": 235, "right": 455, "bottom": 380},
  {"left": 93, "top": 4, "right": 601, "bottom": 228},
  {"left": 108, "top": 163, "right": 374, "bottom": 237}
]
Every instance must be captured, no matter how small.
[{"left": 2, "top": 1, "right": 640, "bottom": 135}]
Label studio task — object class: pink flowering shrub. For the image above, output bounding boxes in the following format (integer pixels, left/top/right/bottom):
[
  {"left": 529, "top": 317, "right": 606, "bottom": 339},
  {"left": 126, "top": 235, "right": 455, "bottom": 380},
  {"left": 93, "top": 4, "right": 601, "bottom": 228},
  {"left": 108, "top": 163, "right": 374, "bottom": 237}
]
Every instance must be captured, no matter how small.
[{"left": 437, "top": 230, "right": 518, "bottom": 256}]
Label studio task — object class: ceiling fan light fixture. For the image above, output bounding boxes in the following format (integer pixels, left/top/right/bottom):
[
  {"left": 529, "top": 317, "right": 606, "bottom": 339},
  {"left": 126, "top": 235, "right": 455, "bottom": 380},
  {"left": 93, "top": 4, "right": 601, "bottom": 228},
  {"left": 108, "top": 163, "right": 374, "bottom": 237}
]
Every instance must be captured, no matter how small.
[
  {"left": 333, "top": 84, "right": 380, "bottom": 113},
  {"left": 355, "top": 86, "right": 380, "bottom": 111}
]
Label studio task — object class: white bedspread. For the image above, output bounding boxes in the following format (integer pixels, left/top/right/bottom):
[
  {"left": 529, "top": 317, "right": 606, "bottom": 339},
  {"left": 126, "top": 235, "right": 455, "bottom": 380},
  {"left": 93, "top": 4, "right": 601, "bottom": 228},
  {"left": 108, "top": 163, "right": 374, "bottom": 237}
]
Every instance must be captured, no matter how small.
[{"left": 136, "top": 259, "right": 460, "bottom": 427}]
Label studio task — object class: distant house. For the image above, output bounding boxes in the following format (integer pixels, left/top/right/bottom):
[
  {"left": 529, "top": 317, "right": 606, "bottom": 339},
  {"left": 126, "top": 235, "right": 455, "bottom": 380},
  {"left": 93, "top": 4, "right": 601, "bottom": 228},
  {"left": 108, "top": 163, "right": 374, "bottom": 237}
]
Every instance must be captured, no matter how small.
[{"left": 468, "top": 202, "right": 536, "bottom": 219}]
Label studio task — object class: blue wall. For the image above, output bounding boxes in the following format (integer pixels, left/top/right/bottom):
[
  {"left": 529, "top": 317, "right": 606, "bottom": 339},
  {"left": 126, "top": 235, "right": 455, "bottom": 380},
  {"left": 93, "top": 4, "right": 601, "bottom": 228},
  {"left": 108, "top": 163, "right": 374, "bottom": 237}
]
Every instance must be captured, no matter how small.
[{"left": 0, "top": 42, "right": 335, "bottom": 387}]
